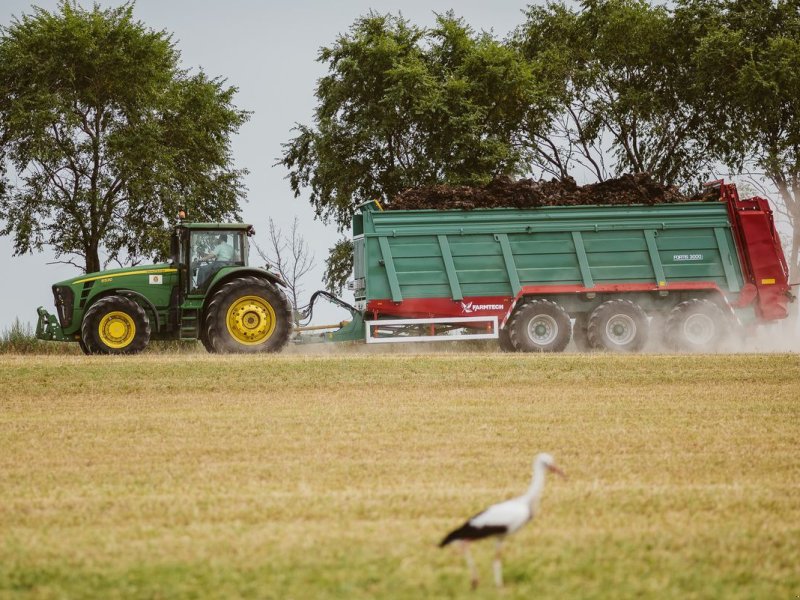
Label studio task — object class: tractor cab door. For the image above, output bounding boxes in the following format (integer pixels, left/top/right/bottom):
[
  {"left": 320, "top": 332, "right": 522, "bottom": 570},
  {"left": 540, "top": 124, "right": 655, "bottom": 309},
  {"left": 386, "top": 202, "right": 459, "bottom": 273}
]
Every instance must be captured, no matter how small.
[{"left": 189, "top": 230, "right": 246, "bottom": 294}]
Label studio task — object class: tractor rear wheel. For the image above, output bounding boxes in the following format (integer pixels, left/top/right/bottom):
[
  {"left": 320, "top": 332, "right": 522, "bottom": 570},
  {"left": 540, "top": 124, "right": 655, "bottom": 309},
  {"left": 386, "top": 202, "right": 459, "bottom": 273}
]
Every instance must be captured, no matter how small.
[
  {"left": 665, "top": 299, "right": 728, "bottom": 352},
  {"left": 587, "top": 299, "right": 649, "bottom": 352},
  {"left": 507, "top": 299, "right": 571, "bottom": 353},
  {"left": 78, "top": 337, "right": 92, "bottom": 355},
  {"left": 81, "top": 295, "right": 151, "bottom": 355},
  {"left": 204, "top": 276, "right": 292, "bottom": 353}
]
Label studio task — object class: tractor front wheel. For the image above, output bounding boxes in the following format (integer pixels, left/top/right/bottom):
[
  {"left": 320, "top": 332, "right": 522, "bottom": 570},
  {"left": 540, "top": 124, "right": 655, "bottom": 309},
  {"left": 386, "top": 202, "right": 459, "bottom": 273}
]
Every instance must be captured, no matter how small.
[
  {"left": 81, "top": 295, "right": 151, "bottom": 355},
  {"left": 204, "top": 276, "right": 292, "bottom": 353}
]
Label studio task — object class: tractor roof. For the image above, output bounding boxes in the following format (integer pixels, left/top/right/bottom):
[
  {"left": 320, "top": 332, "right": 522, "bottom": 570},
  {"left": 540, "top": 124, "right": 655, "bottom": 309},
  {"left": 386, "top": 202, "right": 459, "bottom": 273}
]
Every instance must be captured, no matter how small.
[{"left": 179, "top": 222, "right": 254, "bottom": 231}]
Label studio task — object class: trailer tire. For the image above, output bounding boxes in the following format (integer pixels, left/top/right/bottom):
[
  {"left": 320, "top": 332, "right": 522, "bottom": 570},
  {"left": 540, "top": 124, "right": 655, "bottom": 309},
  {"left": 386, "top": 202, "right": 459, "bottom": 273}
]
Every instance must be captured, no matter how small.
[
  {"left": 572, "top": 314, "right": 593, "bottom": 352},
  {"left": 587, "top": 299, "right": 649, "bottom": 353},
  {"left": 204, "top": 276, "right": 292, "bottom": 354},
  {"left": 81, "top": 295, "right": 151, "bottom": 355},
  {"left": 498, "top": 327, "right": 515, "bottom": 352},
  {"left": 508, "top": 299, "right": 571, "bottom": 353},
  {"left": 665, "top": 299, "right": 728, "bottom": 352}
]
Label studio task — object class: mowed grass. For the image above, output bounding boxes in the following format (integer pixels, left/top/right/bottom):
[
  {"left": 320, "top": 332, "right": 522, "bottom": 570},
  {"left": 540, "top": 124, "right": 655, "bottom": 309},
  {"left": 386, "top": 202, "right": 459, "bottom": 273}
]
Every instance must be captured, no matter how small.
[{"left": 0, "top": 353, "right": 798, "bottom": 599}]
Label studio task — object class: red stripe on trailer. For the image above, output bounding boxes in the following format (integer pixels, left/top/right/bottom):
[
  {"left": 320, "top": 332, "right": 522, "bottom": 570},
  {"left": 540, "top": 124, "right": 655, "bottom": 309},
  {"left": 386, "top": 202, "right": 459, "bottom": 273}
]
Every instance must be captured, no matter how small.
[
  {"left": 366, "top": 281, "right": 730, "bottom": 326},
  {"left": 367, "top": 297, "right": 514, "bottom": 321}
]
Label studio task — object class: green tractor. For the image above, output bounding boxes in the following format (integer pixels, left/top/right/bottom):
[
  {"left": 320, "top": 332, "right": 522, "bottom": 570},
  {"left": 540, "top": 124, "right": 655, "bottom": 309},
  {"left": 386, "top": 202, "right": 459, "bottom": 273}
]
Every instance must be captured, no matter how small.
[{"left": 35, "top": 222, "right": 293, "bottom": 354}]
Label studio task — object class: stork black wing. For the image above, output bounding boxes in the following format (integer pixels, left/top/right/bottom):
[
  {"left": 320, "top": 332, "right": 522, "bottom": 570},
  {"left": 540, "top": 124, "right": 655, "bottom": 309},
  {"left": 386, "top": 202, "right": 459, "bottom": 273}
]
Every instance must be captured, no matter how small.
[{"left": 439, "top": 520, "right": 508, "bottom": 547}]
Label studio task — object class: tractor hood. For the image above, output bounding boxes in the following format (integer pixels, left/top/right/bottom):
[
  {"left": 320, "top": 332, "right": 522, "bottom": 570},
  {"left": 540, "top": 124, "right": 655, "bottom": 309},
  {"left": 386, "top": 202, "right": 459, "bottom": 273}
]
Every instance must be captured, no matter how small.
[
  {"left": 55, "top": 263, "right": 176, "bottom": 288},
  {"left": 45, "top": 263, "right": 179, "bottom": 337}
]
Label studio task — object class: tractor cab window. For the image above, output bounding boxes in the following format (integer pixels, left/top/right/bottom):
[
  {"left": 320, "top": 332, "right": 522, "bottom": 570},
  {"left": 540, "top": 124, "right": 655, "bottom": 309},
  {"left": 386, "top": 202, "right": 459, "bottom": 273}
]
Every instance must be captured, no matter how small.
[{"left": 190, "top": 230, "right": 245, "bottom": 293}]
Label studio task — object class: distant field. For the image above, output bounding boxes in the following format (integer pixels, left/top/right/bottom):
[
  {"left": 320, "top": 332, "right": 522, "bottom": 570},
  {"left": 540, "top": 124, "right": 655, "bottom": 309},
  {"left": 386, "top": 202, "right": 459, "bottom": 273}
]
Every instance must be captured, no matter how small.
[{"left": 0, "top": 353, "right": 798, "bottom": 599}]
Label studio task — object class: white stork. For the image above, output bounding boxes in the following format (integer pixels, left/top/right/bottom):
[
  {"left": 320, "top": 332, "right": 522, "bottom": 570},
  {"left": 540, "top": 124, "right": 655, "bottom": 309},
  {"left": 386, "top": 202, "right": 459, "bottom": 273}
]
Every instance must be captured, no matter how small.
[{"left": 439, "top": 452, "right": 566, "bottom": 589}]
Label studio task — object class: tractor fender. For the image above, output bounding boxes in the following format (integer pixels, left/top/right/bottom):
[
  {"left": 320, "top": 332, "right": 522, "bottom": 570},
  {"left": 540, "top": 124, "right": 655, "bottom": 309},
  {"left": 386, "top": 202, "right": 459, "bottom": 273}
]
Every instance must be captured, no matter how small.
[
  {"left": 203, "top": 267, "right": 287, "bottom": 311},
  {"left": 206, "top": 267, "right": 286, "bottom": 296}
]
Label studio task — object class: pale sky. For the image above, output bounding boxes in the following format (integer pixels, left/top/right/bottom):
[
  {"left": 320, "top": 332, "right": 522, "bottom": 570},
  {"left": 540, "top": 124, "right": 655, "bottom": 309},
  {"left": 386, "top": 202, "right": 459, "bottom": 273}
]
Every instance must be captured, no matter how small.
[{"left": 0, "top": 0, "right": 534, "bottom": 331}]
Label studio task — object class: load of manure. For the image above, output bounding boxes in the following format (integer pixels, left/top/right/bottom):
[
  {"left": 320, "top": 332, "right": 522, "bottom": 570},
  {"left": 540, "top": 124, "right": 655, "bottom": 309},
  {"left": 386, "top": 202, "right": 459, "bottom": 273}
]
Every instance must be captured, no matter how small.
[{"left": 385, "top": 172, "right": 703, "bottom": 211}]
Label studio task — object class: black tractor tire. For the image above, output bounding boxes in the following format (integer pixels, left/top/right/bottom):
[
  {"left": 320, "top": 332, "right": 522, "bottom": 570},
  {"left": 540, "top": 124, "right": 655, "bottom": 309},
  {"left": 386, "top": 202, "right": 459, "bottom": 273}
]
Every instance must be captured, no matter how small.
[
  {"left": 665, "top": 299, "right": 729, "bottom": 352},
  {"left": 587, "top": 299, "right": 649, "bottom": 353},
  {"left": 81, "top": 295, "right": 151, "bottom": 355},
  {"left": 204, "top": 276, "right": 292, "bottom": 354},
  {"left": 507, "top": 299, "right": 571, "bottom": 353},
  {"left": 78, "top": 337, "right": 92, "bottom": 355},
  {"left": 498, "top": 326, "right": 516, "bottom": 352},
  {"left": 572, "top": 314, "right": 593, "bottom": 352},
  {"left": 199, "top": 328, "right": 214, "bottom": 353}
]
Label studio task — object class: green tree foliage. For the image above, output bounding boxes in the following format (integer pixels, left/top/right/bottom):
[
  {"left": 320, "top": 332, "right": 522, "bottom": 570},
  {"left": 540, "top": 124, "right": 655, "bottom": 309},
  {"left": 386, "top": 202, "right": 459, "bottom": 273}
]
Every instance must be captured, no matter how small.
[
  {"left": 0, "top": 2, "right": 249, "bottom": 273},
  {"left": 287, "top": 4, "right": 800, "bottom": 290},
  {"left": 281, "top": 12, "right": 557, "bottom": 284},
  {"left": 322, "top": 239, "right": 354, "bottom": 295},
  {"left": 282, "top": 13, "right": 548, "bottom": 230},
  {"left": 684, "top": 0, "right": 800, "bottom": 281},
  {"left": 517, "top": 0, "right": 715, "bottom": 188}
]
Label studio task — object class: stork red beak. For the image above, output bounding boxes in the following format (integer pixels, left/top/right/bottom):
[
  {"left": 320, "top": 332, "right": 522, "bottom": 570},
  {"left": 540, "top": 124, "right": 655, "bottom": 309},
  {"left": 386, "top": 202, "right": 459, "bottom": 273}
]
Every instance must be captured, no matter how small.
[{"left": 548, "top": 464, "right": 567, "bottom": 479}]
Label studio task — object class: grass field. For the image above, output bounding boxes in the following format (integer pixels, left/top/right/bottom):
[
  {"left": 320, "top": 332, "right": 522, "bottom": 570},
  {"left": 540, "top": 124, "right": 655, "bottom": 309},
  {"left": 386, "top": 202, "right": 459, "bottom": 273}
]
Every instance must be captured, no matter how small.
[{"left": 0, "top": 352, "right": 798, "bottom": 599}]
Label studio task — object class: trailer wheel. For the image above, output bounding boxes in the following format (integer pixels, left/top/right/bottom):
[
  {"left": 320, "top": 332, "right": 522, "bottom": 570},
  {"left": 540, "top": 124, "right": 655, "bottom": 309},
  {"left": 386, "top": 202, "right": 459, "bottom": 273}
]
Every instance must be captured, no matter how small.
[
  {"left": 665, "top": 299, "right": 728, "bottom": 352},
  {"left": 498, "top": 327, "right": 515, "bottom": 352},
  {"left": 587, "top": 299, "right": 649, "bottom": 352},
  {"left": 508, "top": 299, "right": 571, "bottom": 353},
  {"left": 204, "top": 276, "right": 292, "bottom": 353},
  {"left": 572, "top": 314, "right": 593, "bottom": 352},
  {"left": 81, "top": 295, "right": 151, "bottom": 355}
]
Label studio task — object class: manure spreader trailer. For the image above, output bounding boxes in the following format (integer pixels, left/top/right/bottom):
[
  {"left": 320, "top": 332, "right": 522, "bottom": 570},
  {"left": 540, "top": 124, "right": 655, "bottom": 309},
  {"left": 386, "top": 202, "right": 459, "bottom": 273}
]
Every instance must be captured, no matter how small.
[
  {"left": 316, "top": 180, "right": 793, "bottom": 352},
  {"left": 36, "top": 181, "right": 792, "bottom": 354}
]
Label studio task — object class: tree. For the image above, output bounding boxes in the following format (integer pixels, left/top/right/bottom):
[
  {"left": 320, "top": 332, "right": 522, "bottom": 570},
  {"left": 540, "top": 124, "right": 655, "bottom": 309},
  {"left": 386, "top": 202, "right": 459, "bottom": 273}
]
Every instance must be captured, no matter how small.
[
  {"left": 255, "top": 217, "right": 315, "bottom": 319},
  {"left": 516, "top": 0, "right": 716, "bottom": 188},
  {"left": 684, "top": 0, "right": 800, "bottom": 284},
  {"left": 0, "top": 2, "right": 248, "bottom": 273},
  {"left": 322, "top": 239, "right": 354, "bottom": 296},
  {"left": 281, "top": 12, "right": 557, "bottom": 284}
]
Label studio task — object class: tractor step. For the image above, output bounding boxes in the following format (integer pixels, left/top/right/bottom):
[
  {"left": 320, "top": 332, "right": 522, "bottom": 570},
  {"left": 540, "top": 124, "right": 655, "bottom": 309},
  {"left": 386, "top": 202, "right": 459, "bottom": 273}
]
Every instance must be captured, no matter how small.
[{"left": 179, "top": 308, "right": 201, "bottom": 341}]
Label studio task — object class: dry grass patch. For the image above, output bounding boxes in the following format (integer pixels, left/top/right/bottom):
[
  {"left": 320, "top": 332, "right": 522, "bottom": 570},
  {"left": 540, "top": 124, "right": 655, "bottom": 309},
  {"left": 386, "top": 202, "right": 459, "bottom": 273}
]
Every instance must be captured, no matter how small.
[{"left": 0, "top": 353, "right": 798, "bottom": 598}]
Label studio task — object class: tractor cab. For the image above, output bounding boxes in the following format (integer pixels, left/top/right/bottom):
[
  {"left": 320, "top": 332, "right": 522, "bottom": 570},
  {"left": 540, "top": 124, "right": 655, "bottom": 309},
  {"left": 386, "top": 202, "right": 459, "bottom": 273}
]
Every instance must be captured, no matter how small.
[{"left": 171, "top": 223, "right": 254, "bottom": 294}]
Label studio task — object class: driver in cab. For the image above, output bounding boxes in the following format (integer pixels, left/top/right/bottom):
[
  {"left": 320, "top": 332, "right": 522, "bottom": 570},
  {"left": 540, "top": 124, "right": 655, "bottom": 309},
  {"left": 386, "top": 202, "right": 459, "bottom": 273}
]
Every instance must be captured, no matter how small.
[
  {"left": 202, "top": 235, "right": 235, "bottom": 262},
  {"left": 196, "top": 234, "right": 235, "bottom": 289}
]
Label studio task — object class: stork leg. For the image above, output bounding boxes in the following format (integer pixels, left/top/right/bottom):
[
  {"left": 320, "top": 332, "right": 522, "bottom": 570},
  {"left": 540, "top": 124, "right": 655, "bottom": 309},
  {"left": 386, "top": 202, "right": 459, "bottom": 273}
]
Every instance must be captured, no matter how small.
[
  {"left": 460, "top": 541, "right": 479, "bottom": 589},
  {"left": 493, "top": 539, "right": 504, "bottom": 588}
]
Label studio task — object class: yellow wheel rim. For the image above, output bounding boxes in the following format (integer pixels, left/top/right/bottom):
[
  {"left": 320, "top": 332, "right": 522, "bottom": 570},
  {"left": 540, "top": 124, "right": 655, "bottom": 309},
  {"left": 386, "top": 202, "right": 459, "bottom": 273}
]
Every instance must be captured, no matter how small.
[
  {"left": 98, "top": 311, "right": 136, "bottom": 349},
  {"left": 225, "top": 295, "right": 276, "bottom": 345}
]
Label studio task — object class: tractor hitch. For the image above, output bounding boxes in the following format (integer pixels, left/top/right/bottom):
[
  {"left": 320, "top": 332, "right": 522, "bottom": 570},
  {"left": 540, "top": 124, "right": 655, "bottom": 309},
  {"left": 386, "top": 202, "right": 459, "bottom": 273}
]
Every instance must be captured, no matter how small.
[{"left": 35, "top": 307, "right": 68, "bottom": 342}]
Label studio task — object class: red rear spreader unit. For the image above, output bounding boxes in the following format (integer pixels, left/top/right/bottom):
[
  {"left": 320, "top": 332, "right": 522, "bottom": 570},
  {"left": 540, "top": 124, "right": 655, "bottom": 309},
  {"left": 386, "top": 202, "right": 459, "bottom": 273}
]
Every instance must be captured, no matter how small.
[{"left": 334, "top": 180, "right": 794, "bottom": 351}]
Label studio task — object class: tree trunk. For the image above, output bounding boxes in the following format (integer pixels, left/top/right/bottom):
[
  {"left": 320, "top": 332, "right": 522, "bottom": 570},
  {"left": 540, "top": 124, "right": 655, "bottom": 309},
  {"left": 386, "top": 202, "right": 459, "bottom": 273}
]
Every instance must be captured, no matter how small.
[{"left": 85, "top": 243, "right": 101, "bottom": 274}]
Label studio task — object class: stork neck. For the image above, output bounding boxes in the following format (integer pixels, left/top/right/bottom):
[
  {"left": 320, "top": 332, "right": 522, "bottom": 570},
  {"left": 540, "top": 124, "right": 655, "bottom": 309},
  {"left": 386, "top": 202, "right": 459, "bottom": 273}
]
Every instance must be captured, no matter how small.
[{"left": 523, "top": 463, "right": 547, "bottom": 508}]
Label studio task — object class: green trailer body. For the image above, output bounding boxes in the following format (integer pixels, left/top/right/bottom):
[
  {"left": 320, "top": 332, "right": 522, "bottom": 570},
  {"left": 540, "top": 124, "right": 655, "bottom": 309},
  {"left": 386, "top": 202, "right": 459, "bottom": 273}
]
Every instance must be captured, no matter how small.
[{"left": 350, "top": 183, "right": 791, "bottom": 351}]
